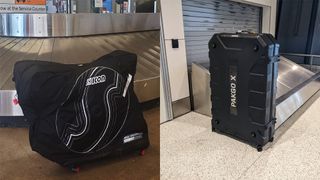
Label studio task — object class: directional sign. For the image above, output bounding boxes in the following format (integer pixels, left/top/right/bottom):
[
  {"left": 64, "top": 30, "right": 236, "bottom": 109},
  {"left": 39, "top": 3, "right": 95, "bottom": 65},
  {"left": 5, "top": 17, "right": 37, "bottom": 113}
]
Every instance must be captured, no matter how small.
[{"left": 15, "top": 0, "right": 46, "bottom": 5}]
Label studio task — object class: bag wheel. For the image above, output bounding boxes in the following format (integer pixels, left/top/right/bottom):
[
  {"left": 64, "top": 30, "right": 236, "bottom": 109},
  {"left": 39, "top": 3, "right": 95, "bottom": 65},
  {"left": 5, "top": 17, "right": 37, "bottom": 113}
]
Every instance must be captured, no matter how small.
[
  {"left": 69, "top": 165, "right": 80, "bottom": 173},
  {"left": 140, "top": 149, "right": 145, "bottom": 156},
  {"left": 257, "top": 145, "right": 263, "bottom": 152}
]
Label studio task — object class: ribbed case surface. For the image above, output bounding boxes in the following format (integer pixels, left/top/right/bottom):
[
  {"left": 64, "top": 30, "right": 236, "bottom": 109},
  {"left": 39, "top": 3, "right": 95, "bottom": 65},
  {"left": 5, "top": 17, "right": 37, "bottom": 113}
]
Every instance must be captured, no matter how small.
[{"left": 209, "top": 33, "right": 279, "bottom": 150}]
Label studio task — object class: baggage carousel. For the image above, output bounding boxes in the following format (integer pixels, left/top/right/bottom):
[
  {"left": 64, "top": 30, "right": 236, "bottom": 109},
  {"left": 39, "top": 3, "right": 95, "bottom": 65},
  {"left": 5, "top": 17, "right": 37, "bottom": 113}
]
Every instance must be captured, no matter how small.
[
  {"left": 192, "top": 56, "right": 320, "bottom": 129},
  {"left": 0, "top": 13, "right": 160, "bottom": 120}
]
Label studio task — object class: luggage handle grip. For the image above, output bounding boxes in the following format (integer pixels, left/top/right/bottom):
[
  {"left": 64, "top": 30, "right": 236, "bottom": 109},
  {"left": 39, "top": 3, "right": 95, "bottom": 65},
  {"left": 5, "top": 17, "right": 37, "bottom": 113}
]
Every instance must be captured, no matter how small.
[{"left": 236, "top": 30, "right": 257, "bottom": 35}]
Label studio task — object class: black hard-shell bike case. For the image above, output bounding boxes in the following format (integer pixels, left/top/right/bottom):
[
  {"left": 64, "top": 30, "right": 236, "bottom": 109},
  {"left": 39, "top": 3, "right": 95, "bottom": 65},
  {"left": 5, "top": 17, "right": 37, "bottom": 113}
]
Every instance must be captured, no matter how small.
[{"left": 209, "top": 33, "right": 279, "bottom": 151}]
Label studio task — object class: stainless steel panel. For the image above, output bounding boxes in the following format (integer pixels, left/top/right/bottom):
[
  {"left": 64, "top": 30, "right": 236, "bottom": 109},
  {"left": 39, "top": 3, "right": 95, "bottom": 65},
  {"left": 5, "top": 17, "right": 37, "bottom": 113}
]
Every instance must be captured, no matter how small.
[
  {"left": 276, "top": 80, "right": 320, "bottom": 128},
  {"left": 160, "top": 15, "right": 174, "bottom": 121},
  {"left": 191, "top": 56, "right": 320, "bottom": 129},
  {"left": 0, "top": 30, "right": 160, "bottom": 103},
  {"left": 0, "top": 13, "right": 160, "bottom": 37},
  {"left": 192, "top": 63, "right": 211, "bottom": 116},
  {"left": 134, "top": 77, "right": 160, "bottom": 103},
  {"left": 172, "top": 97, "right": 191, "bottom": 118},
  {"left": 0, "top": 90, "right": 23, "bottom": 116},
  {"left": 277, "top": 56, "right": 314, "bottom": 98}
]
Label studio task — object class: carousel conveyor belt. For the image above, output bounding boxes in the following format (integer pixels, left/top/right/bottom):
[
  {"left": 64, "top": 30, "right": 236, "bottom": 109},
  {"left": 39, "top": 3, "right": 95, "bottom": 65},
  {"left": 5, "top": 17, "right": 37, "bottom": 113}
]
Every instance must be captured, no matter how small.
[
  {"left": 0, "top": 30, "right": 160, "bottom": 103},
  {"left": 191, "top": 56, "right": 320, "bottom": 129}
]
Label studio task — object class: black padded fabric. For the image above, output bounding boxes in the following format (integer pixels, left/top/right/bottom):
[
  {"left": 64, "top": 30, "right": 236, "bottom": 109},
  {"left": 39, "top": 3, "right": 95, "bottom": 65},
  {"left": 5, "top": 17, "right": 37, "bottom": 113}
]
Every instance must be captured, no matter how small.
[{"left": 13, "top": 50, "right": 149, "bottom": 166}]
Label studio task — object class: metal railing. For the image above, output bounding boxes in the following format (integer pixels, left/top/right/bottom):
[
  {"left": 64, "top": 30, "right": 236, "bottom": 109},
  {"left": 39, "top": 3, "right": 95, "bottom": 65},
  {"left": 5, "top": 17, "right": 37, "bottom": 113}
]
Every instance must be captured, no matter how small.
[{"left": 281, "top": 53, "right": 320, "bottom": 73}]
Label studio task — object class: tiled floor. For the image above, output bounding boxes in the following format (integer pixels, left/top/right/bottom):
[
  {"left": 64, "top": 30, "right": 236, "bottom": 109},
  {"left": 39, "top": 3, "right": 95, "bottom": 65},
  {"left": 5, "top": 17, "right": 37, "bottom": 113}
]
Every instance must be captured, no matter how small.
[
  {"left": 161, "top": 97, "right": 320, "bottom": 179},
  {"left": 0, "top": 108, "right": 160, "bottom": 180}
]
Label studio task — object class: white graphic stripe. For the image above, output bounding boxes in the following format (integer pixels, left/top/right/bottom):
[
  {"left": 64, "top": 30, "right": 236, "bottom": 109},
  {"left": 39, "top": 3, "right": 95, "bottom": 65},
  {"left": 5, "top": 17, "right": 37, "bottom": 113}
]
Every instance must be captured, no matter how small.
[
  {"left": 55, "top": 66, "right": 130, "bottom": 153},
  {"left": 55, "top": 68, "right": 97, "bottom": 140},
  {"left": 66, "top": 67, "right": 98, "bottom": 147},
  {"left": 81, "top": 74, "right": 119, "bottom": 153},
  {"left": 100, "top": 89, "right": 130, "bottom": 150}
]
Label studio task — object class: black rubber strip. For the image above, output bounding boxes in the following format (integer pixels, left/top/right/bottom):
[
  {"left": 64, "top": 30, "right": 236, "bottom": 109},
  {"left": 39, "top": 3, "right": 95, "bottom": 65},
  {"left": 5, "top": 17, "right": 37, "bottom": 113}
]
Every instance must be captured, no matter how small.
[{"left": 0, "top": 116, "right": 29, "bottom": 128}]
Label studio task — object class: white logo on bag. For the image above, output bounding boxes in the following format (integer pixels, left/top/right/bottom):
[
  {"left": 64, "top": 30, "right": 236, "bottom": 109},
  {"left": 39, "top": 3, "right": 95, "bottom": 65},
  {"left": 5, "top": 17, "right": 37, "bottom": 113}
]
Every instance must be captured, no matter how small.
[
  {"left": 123, "top": 133, "right": 143, "bottom": 143},
  {"left": 86, "top": 75, "right": 106, "bottom": 86},
  {"left": 230, "top": 75, "right": 237, "bottom": 108}
]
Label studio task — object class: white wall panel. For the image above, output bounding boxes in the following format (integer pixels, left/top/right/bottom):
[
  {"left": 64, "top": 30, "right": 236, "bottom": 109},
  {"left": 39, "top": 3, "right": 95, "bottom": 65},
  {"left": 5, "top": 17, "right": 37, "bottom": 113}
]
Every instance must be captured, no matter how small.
[
  {"left": 161, "top": 0, "right": 185, "bottom": 39},
  {"left": 164, "top": 39, "right": 190, "bottom": 102},
  {"left": 161, "top": 0, "right": 190, "bottom": 103}
]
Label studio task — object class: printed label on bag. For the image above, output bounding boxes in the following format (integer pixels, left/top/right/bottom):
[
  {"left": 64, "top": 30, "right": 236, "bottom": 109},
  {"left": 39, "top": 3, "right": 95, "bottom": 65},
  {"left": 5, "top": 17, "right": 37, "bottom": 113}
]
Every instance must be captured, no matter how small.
[
  {"left": 123, "top": 133, "right": 143, "bottom": 143},
  {"left": 230, "top": 65, "right": 237, "bottom": 116},
  {"left": 122, "top": 74, "right": 132, "bottom": 97},
  {"left": 86, "top": 75, "right": 106, "bottom": 86}
]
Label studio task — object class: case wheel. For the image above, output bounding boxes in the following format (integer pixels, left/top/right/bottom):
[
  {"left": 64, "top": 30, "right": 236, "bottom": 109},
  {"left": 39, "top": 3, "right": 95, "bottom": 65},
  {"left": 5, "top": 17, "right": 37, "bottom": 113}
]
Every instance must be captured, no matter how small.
[
  {"left": 212, "top": 128, "right": 220, "bottom": 133},
  {"left": 257, "top": 145, "right": 263, "bottom": 152},
  {"left": 269, "top": 137, "right": 274, "bottom": 142}
]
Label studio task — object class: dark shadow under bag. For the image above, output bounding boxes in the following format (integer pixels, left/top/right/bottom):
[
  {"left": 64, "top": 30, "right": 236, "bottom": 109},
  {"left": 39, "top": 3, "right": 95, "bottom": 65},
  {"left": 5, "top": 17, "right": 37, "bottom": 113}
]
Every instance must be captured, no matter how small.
[{"left": 13, "top": 50, "right": 149, "bottom": 166}]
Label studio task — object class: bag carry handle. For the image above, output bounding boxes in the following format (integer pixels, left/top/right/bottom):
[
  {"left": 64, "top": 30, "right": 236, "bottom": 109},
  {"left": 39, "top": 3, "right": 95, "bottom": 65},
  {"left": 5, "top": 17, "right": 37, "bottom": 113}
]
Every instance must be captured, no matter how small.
[{"left": 236, "top": 30, "right": 257, "bottom": 35}]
